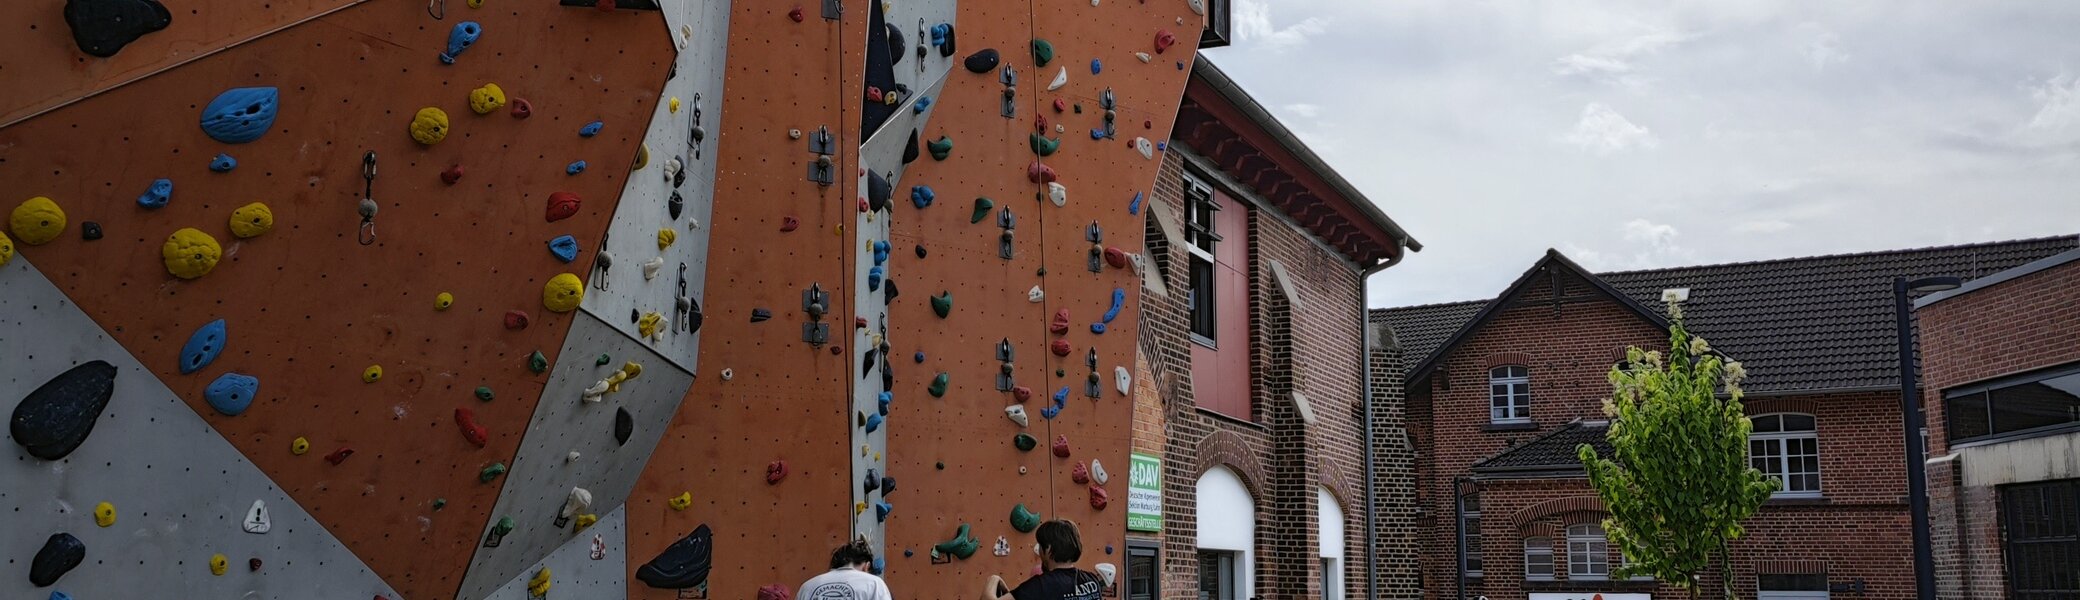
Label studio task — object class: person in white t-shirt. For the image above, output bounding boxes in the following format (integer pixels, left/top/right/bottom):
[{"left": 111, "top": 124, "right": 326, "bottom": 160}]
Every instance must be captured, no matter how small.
[{"left": 799, "top": 540, "right": 894, "bottom": 600}]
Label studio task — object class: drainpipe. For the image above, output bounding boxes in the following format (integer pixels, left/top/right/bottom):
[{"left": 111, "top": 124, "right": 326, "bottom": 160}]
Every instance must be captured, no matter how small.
[
  {"left": 1359, "top": 250, "right": 1398, "bottom": 600},
  {"left": 1453, "top": 476, "right": 1469, "bottom": 600}
]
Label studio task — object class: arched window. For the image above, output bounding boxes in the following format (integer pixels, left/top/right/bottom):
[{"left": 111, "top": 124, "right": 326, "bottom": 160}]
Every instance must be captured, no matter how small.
[
  {"left": 1567, "top": 523, "right": 1609, "bottom": 580},
  {"left": 1749, "top": 413, "right": 1821, "bottom": 498},
  {"left": 1195, "top": 467, "right": 1253, "bottom": 600},
  {"left": 1523, "top": 537, "right": 1554, "bottom": 581},
  {"left": 1490, "top": 366, "right": 1530, "bottom": 423}
]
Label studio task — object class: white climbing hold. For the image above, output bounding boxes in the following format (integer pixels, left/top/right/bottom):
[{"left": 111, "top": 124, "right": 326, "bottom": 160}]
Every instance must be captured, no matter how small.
[
  {"left": 1115, "top": 365, "right": 1131, "bottom": 395},
  {"left": 566, "top": 451, "right": 582, "bottom": 463},
  {"left": 720, "top": 368, "right": 734, "bottom": 381},
  {"left": 1047, "top": 67, "right": 1069, "bottom": 91},
  {"left": 581, "top": 379, "right": 611, "bottom": 403},
  {"left": 1133, "top": 137, "right": 1154, "bottom": 160},
  {"left": 243, "top": 500, "right": 271, "bottom": 534},
  {"left": 994, "top": 536, "right": 1011, "bottom": 556},
  {"left": 663, "top": 157, "right": 683, "bottom": 183},
  {"left": 590, "top": 534, "right": 607, "bottom": 560},
  {"left": 678, "top": 24, "right": 693, "bottom": 49},
  {"left": 1006, "top": 405, "right": 1029, "bottom": 428},
  {"left": 645, "top": 315, "right": 669, "bottom": 342},
  {"left": 642, "top": 256, "right": 665, "bottom": 280},
  {"left": 1047, "top": 182, "right": 1068, "bottom": 207},
  {"left": 1187, "top": 0, "right": 1205, "bottom": 15},
  {"left": 560, "top": 487, "right": 594, "bottom": 522},
  {"left": 1028, "top": 286, "right": 1045, "bottom": 302},
  {"left": 1135, "top": 52, "right": 1153, "bottom": 63},
  {"left": 1092, "top": 459, "right": 1110, "bottom": 485},
  {"left": 1097, "top": 563, "right": 1118, "bottom": 588},
  {"left": 688, "top": 217, "right": 701, "bottom": 230}
]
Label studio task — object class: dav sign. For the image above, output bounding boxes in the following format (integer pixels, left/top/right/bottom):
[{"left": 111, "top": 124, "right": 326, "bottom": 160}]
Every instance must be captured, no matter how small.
[
  {"left": 1127, "top": 453, "right": 1162, "bottom": 532},
  {"left": 1528, "top": 594, "right": 1651, "bottom": 600}
]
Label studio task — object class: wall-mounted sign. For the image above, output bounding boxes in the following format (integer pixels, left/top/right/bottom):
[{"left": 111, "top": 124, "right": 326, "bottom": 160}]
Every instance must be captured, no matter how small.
[
  {"left": 1127, "top": 453, "right": 1162, "bottom": 532},
  {"left": 1528, "top": 594, "right": 1650, "bottom": 600}
]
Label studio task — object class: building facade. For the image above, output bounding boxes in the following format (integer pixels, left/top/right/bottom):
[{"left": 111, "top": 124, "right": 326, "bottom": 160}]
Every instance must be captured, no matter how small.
[
  {"left": 1127, "top": 58, "right": 1423, "bottom": 600},
  {"left": 1377, "top": 237, "right": 2078, "bottom": 600},
  {"left": 1918, "top": 247, "right": 2080, "bottom": 600}
]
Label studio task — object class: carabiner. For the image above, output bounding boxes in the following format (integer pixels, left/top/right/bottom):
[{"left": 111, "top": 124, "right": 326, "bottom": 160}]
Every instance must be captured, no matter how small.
[
  {"left": 358, "top": 151, "right": 379, "bottom": 245},
  {"left": 428, "top": 0, "right": 446, "bottom": 20}
]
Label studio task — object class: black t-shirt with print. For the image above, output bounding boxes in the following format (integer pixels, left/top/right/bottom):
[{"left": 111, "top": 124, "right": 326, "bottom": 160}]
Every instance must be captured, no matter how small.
[{"left": 1012, "top": 568, "right": 1103, "bottom": 600}]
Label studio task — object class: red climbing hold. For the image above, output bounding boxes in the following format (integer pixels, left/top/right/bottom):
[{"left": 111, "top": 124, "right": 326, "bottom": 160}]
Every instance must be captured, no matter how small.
[
  {"left": 1026, "top": 162, "right": 1058, "bottom": 184},
  {"left": 441, "top": 165, "right": 464, "bottom": 185},
  {"left": 855, "top": 317, "right": 868, "bottom": 329},
  {"left": 1089, "top": 484, "right": 1110, "bottom": 510},
  {"left": 1050, "top": 309, "right": 1071, "bottom": 335},
  {"left": 780, "top": 216, "right": 799, "bottom": 232},
  {"left": 546, "top": 191, "right": 582, "bottom": 222},
  {"left": 857, "top": 198, "right": 869, "bottom": 213},
  {"left": 510, "top": 98, "right": 533, "bottom": 119},
  {"left": 1053, "top": 98, "right": 1067, "bottom": 113},
  {"left": 830, "top": 345, "right": 843, "bottom": 355},
  {"left": 866, "top": 87, "right": 884, "bottom": 103},
  {"left": 788, "top": 5, "right": 805, "bottom": 22},
  {"left": 1144, "top": 119, "right": 1154, "bottom": 129},
  {"left": 249, "top": 558, "right": 263, "bottom": 572},
  {"left": 504, "top": 310, "right": 531, "bottom": 330},
  {"left": 456, "top": 408, "right": 488, "bottom": 448},
  {"left": 1012, "top": 386, "right": 1033, "bottom": 403},
  {"left": 1154, "top": 29, "right": 1177, "bottom": 53},
  {"left": 766, "top": 460, "right": 788, "bottom": 485},
  {"left": 1103, "top": 247, "right": 1129, "bottom": 269},
  {"left": 1050, "top": 339, "right": 1072, "bottom": 357},
  {"left": 324, "top": 447, "right": 355, "bottom": 465},
  {"left": 1034, "top": 115, "right": 1049, "bottom": 132},
  {"left": 1071, "top": 462, "right": 1090, "bottom": 484},
  {"left": 1052, "top": 435, "right": 1070, "bottom": 458},
  {"left": 760, "top": 584, "right": 794, "bottom": 600}
]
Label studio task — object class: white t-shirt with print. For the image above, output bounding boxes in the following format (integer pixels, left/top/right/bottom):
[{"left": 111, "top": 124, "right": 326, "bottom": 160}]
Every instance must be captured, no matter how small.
[{"left": 799, "top": 567, "right": 894, "bottom": 600}]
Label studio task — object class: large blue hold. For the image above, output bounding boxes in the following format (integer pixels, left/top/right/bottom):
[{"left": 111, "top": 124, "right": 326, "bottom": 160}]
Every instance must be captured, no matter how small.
[
  {"left": 199, "top": 87, "right": 279, "bottom": 144},
  {"left": 548, "top": 235, "right": 579, "bottom": 263},
  {"left": 878, "top": 390, "right": 892, "bottom": 415},
  {"left": 910, "top": 185, "right": 934, "bottom": 209},
  {"left": 1100, "top": 287, "right": 1124, "bottom": 323},
  {"left": 867, "top": 265, "right": 884, "bottom": 291},
  {"left": 440, "top": 21, "right": 481, "bottom": 64},
  {"left": 138, "top": 178, "right": 172, "bottom": 209},
  {"left": 864, "top": 413, "right": 883, "bottom": 433},
  {"left": 204, "top": 372, "right": 259, "bottom": 416},
  {"left": 179, "top": 318, "right": 227, "bottom": 374}
]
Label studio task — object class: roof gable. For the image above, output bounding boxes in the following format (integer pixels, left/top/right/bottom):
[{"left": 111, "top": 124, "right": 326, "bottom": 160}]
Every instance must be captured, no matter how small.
[
  {"left": 1470, "top": 420, "right": 1612, "bottom": 473},
  {"left": 1400, "top": 249, "right": 1668, "bottom": 382}
]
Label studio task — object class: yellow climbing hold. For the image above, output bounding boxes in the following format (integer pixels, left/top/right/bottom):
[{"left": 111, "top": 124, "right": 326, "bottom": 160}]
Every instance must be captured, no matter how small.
[
  {"left": 291, "top": 436, "right": 311, "bottom": 455},
  {"left": 468, "top": 83, "right": 507, "bottom": 115},
  {"left": 573, "top": 513, "right": 600, "bottom": 531},
  {"left": 657, "top": 228, "right": 677, "bottom": 250},
  {"left": 467, "top": 0, "right": 483, "bottom": 7},
  {"left": 410, "top": 107, "right": 450, "bottom": 145},
  {"left": 228, "top": 202, "right": 274, "bottom": 239},
  {"left": 94, "top": 502, "right": 115, "bottom": 527},
  {"left": 0, "top": 230, "right": 14, "bottom": 267},
  {"left": 209, "top": 553, "right": 228, "bottom": 576},
  {"left": 528, "top": 567, "right": 552, "bottom": 597},
  {"left": 161, "top": 228, "right": 223, "bottom": 279},
  {"left": 542, "top": 273, "right": 584, "bottom": 313},
  {"left": 633, "top": 144, "right": 650, "bottom": 170},
  {"left": 435, "top": 292, "right": 455, "bottom": 311},
  {"left": 10, "top": 196, "right": 66, "bottom": 245},
  {"left": 362, "top": 365, "right": 383, "bottom": 383},
  {"left": 668, "top": 491, "right": 693, "bottom": 511},
  {"left": 637, "top": 312, "right": 663, "bottom": 339},
  {"left": 854, "top": 501, "right": 867, "bottom": 515},
  {"left": 669, "top": 97, "right": 681, "bottom": 113}
]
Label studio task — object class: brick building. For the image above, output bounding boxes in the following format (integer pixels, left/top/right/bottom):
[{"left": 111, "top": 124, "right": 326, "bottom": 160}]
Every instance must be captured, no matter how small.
[
  {"left": 1126, "top": 57, "right": 1423, "bottom": 600},
  {"left": 1375, "top": 237, "right": 2078, "bottom": 600},
  {"left": 1917, "top": 245, "right": 2080, "bottom": 599}
]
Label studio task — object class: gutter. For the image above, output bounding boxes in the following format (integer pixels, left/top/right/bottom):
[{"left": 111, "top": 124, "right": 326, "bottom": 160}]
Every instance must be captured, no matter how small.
[{"left": 1360, "top": 257, "right": 1393, "bottom": 600}]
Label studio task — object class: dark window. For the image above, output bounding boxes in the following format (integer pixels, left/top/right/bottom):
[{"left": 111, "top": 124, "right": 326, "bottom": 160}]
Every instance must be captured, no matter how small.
[
  {"left": 2003, "top": 479, "right": 2080, "bottom": 599},
  {"left": 1197, "top": 551, "right": 1238, "bottom": 600},
  {"left": 1758, "top": 573, "right": 1829, "bottom": 599},
  {"left": 1945, "top": 363, "right": 2080, "bottom": 444},
  {"left": 1183, "top": 175, "right": 1220, "bottom": 344},
  {"left": 1459, "top": 492, "right": 1483, "bottom": 577},
  {"left": 1190, "top": 257, "right": 1217, "bottom": 342},
  {"left": 1128, "top": 544, "right": 1159, "bottom": 600}
]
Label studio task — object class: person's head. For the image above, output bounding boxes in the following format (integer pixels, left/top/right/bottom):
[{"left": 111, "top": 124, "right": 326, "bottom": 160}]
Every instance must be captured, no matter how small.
[
  {"left": 830, "top": 539, "right": 876, "bottom": 570},
  {"left": 1035, "top": 519, "right": 1082, "bottom": 565}
]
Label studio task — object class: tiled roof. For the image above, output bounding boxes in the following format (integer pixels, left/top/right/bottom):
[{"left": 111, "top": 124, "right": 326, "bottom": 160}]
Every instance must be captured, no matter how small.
[
  {"left": 1375, "top": 236, "right": 2080, "bottom": 394},
  {"left": 1470, "top": 420, "right": 1611, "bottom": 472}
]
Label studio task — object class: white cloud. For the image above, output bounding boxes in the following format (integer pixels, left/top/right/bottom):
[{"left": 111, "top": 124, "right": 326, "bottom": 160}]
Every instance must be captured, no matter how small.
[
  {"left": 1283, "top": 103, "right": 1322, "bottom": 119},
  {"left": 1564, "top": 103, "right": 1660, "bottom": 154},
  {"left": 1553, "top": 29, "right": 1692, "bottom": 88},
  {"left": 2021, "top": 73, "right": 2080, "bottom": 143},
  {"left": 1800, "top": 24, "right": 1848, "bottom": 71},
  {"left": 1233, "top": 0, "right": 1326, "bottom": 52},
  {"left": 1622, "top": 219, "right": 1680, "bottom": 250}
]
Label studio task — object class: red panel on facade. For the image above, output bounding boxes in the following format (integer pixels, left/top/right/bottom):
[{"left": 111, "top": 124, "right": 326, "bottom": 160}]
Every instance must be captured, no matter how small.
[{"left": 1193, "top": 188, "right": 1253, "bottom": 420}]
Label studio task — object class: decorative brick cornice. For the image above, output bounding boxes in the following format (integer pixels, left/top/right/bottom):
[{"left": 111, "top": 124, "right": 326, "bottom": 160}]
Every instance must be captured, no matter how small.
[
  {"left": 1487, "top": 352, "right": 1534, "bottom": 369},
  {"left": 1522, "top": 522, "right": 1559, "bottom": 539},
  {"left": 1196, "top": 429, "right": 1267, "bottom": 498},
  {"left": 1754, "top": 559, "right": 1828, "bottom": 575},
  {"left": 1744, "top": 397, "right": 1819, "bottom": 416},
  {"left": 1510, "top": 496, "right": 1607, "bottom": 530}
]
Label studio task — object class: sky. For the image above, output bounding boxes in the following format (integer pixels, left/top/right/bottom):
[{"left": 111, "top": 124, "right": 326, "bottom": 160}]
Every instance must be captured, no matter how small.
[{"left": 1198, "top": 1, "right": 2080, "bottom": 308}]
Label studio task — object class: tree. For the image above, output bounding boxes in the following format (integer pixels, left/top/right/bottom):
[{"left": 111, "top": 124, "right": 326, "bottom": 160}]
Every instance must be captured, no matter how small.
[{"left": 1577, "top": 303, "right": 1778, "bottom": 599}]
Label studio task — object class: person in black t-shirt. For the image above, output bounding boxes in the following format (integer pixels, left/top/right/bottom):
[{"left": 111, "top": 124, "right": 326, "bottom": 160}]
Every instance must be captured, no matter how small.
[{"left": 983, "top": 519, "right": 1105, "bottom": 600}]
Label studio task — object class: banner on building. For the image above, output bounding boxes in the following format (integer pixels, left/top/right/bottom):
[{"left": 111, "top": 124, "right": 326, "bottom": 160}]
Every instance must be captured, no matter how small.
[{"left": 1127, "top": 453, "right": 1162, "bottom": 532}]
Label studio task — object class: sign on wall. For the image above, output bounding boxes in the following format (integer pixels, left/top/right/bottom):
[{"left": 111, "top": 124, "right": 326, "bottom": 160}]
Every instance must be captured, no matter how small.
[{"left": 1128, "top": 453, "right": 1162, "bottom": 532}]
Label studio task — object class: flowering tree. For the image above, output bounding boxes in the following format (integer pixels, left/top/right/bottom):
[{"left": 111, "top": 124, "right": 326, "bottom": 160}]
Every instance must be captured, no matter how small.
[{"left": 1578, "top": 304, "right": 1778, "bottom": 599}]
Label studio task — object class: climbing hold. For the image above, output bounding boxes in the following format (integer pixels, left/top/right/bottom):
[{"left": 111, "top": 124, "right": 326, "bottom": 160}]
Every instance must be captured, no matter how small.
[
  {"left": 456, "top": 408, "right": 488, "bottom": 447},
  {"left": 1090, "top": 484, "right": 1111, "bottom": 510},
  {"left": 779, "top": 216, "right": 800, "bottom": 232},
  {"left": 1092, "top": 459, "right": 1111, "bottom": 485},
  {"left": 92, "top": 502, "right": 115, "bottom": 528},
  {"left": 1031, "top": 133, "right": 1060, "bottom": 156},
  {"left": 507, "top": 310, "right": 532, "bottom": 330},
  {"left": 1011, "top": 503, "right": 1041, "bottom": 532},
  {"left": 1050, "top": 339, "right": 1072, "bottom": 357},
  {"left": 510, "top": 97, "right": 533, "bottom": 118},
  {"left": 636, "top": 524, "right": 713, "bottom": 589},
  {"left": 1052, "top": 434, "right": 1071, "bottom": 457},
  {"left": 1154, "top": 29, "right": 1177, "bottom": 53},
  {"left": 1133, "top": 137, "right": 1155, "bottom": 159},
  {"left": 10, "top": 360, "right": 117, "bottom": 460},
  {"left": 291, "top": 437, "right": 310, "bottom": 455},
  {"left": 136, "top": 178, "right": 173, "bottom": 209},
  {"left": 28, "top": 533, "right": 84, "bottom": 587},
  {"left": 557, "top": 487, "right": 593, "bottom": 529},
  {"left": 574, "top": 513, "right": 600, "bottom": 531},
  {"left": 1003, "top": 405, "right": 1030, "bottom": 428},
  {"left": 1048, "top": 182, "right": 1069, "bottom": 207},
  {"left": 75, "top": 221, "right": 101, "bottom": 242},
  {"left": 244, "top": 499, "right": 270, "bottom": 533},
  {"left": 579, "top": 120, "right": 604, "bottom": 137},
  {"left": 928, "top": 372, "right": 949, "bottom": 397},
  {"left": 543, "top": 273, "right": 585, "bottom": 312},
  {"left": 958, "top": 198, "right": 994, "bottom": 225},
  {"left": 528, "top": 350, "right": 548, "bottom": 373},
  {"left": 469, "top": 83, "right": 506, "bottom": 114},
  {"left": 1032, "top": 38, "right": 1056, "bottom": 66},
  {"left": 430, "top": 292, "right": 455, "bottom": 311},
  {"left": 748, "top": 308, "right": 773, "bottom": 323},
  {"left": 642, "top": 256, "right": 664, "bottom": 280},
  {"left": 964, "top": 48, "right": 1000, "bottom": 73},
  {"left": 1091, "top": 58, "right": 1103, "bottom": 74},
  {"left": 1027, "top": 161, "right": 1058, "bottom": 183},
  {"left": 1013, "top": 432, "right": 1037, "bottom": 452},
  {"left": 1013, "top": 385, "right": 1035, "bottom": 403},
  {"left": 667, "top": 491, "right": 693, "bottom": 511},
  {"left": 1104, "top": 247, "right": 1129, "bottom": 269},
  {"left": 528, "top": 568, "right": 552, "bottom": 597},
  {"left": 612, "top": 407, "right": 636, "bottom": 445},
  {"left": 668, "top": 191, "right": 685, "bottom": 219},
  {"left": 210, "top": 553, "right": 228, "bottom": 576},
  {"left": 204, "top": 372, "right": 259, "bottom": 416},
  {"left": 548, "top": 235, "right": 580, "bottom": 263},
  {"left": 323, "top": 447, "right": 354, "bottom": 465},
  {"left": 1101, "top": 287, "right": 1125, "bottom": 324},
  {"left": 441, "top": 164, "right": 465, "bottom": 185},
  {"left": 765, "top": 460, "right": 788, "bottom": 485},
  {"left": 474, "top": 385, "right": 495, "bottom": 402},
  {"left": 910, "top": 185, "right": 935, "bottom": 209},
  {"left": 931, "top": 292, "right": 952, "bottom": 318},
  {"left": 361, "top": 365, "right": 383, "bottom": 383},
  {"left": 928, "top": 136, "right": 954, "bottom": 161},
  {"left": 173, "top": 318, "right": 230, "bottom": 375},
  {"left": 440, "top": 21, "right": 482, "bottom": 64},
  {"left": 479, "top": 462, "right": 507, "bottom": 483},
  {"left": 1188, "top": 0, "right": 1207, "bottom": 15},
  {"left": 566, "top": 160, "right": 588, "bottom": 175},
  {"left": 1136, "top": 51, "right": 1153, "bottom": 63},
  {"left": 10, "top": 197, "right": 67, "bottom": 245},
  {"left": 409, "top": 107, "right": 451, "bottom": 145},
  {"left": 209, "top": 153, "right": 237, "bottom": 172},
  {"left": 196, "top": 87, "right": 278, "bottom": 144},
  {"left": 225, "top": 202, "right": 274, "bottom": 239},
  {"left": 657, "top": 228, "right": 677, "bottom": 249},
  {"left": 1072, "top": 462, "right": 1090, "bottom": 484},
  {"left": 636, "top": 311, "right": 666, "bottom": 342},
  {"left": 64, "top": 0, "right": 172, "bottom": 57},
  {"left": 931, "top": 523, "right": 980, "bottom": 562},
  {"left": 1047, "top": 67, "right": 1069, "bottom": 91}
]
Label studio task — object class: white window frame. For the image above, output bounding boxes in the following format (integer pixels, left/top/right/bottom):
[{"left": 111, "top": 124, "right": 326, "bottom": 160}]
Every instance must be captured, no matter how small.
[
  {"left": 1567, "top": 524, "right": 1609, "bottom": 581},
  {"left": 1182, "top": 175, "right": 1220, "bottom": 346},
  {"left": 1489, "top": 366, "right": 1531, "bottom": 424},
  {"left": 1523, "top": 537, "right": 1554, "bottom": 581},
  {"left": 1460, "top": 493, "right": 1483, "bottom": 578},
  {"left": 1749, "top": 413, "right": 1822, "bottom": 498}
]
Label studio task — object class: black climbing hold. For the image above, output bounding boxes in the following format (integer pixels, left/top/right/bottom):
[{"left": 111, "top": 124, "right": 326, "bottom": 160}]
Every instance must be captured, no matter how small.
[
  {"left": 860, "top": 348, "right": 879, "bottom": 378},
  {"left": 864, "top": 468, "right": 880, "bottom": 494},
  {"left": 636, "top": 524, "right": 714, "bottom": 589},
  {"left": 669, "top": 191, "right": 685, "bottom": 220},
  {"left": 902, "top": 129, "right": 921, "bottom": 165},
  {"left": 964, "top": 49, "right": 1000, "bottom": 74},
  {"left": 11, "top": 361, "right": 117, "bottom": 461},
  {"left": 1013, "top": 433, "right": 1037, "bottom": 452},
  {"left": 935, "top": 461, "right": 945, "bottom": 470},
  {"left": 859, "top": 0, "right": 899, "bottom": 140},
  {"left": 867, "top": 170, "right": 892, "bottom": 213},
  {"left": 881, "top": 476, "right": 896, "bottom": 496},
  {"left": 933, "top": 23, "right": 956, "bottom": 57},
  {"left": 30, "top": 532, "right": 85, "bottom": 587},
  {"left": 63, "top": 0, "right": 171, "bottom": 58},
  {"left": 81, "top": 222, "right": 103, "bottom": 240},
  {"left": 750, "top": 308, "right": 772, "bottom": 323},
  {"left": 885, "top": 22, "right": 905, "bottom": 65},
  {"left": 883, "top": 279, "right": 900, "bottom": 304},
  {"left": 915, "top": 245, "right": 927, "bottom": 259},
  {"left": 614, "top": 407, "right": 634, "bottom": 446}
]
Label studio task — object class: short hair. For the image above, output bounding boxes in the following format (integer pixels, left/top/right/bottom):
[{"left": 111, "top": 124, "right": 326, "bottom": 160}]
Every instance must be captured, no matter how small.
[
  {"left": 1035, "top": 519, "right": 1082, "bottom": 563},
  {"left": 830, "top": 540, "right": 876, "bottom": 569}
]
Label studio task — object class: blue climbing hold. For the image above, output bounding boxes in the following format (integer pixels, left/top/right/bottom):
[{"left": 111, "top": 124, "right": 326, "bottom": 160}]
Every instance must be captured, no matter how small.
[
  {"left": 1157, "top": 141, "right": 1168, "bottom": 151},
  {"left": 566, "top": 161, "right": 588, "bottom": 175},
  {"left": 904, "top": 549, "right": 914, "bottom": 557},
  {"left": 1128, "top": 191, "right": 1143, "bottom": 215},
  {"left": 209, "top": 153, "right": 237, "bottom": 172},
  {"left": 878, "top": 391, "right": 892, "bottom": 416},
  {"left": 51, "top": 592, "right": 74, "bottom": 600},
  {"left": 912, "top": 95, "right": 932, "bottom": 114},
  {"left": 870, "top": 557, "right": 885, "bottom": 575},
  {"left": 199, "top": 87, "right": 278, "bottom": 144},
  {"left": 138, "top": 178, "right": 172, "bottom": 209},
  {"left": 865, "top": 413, "right": 883, "bottom": 433},
  {"left": 912, "top": 351, "right": 925, "bottom": 363},
  {"left": 910, "top": 185, "right": 935, "bottom": 209},
  {"left": 580, "top": 120, "right": 604, "bottom": 137},
  {"left": 868, "top": 266, "right": 884, "bottom": 291},
  {"left": 930, "top": 23, "right": 952, "bottom": 47},
  {"left": 1091, "top": 58, "right": 1103, "bottom": 75},
  {"left": 1042, "top": 387, "right": 1069, "bottom": 419},
  {"left": 875, "top": 502, "right": 893, "bottom": 523},
  {"left": 440, "top": 21, "right": 481, "bottom": 64},
  {"left": 873, "top": 240, "right": 891, "bottom": 265},
  {"left": 548, "top": 235, "right": 580, "bottom": 263},
  {"left": 204, "top": 372, "right": 259, "bottom": 416},
  {"left": 179, "top": 318, "right": 227, "bottom": 374},
  {"left": 1091, "top": 323, "right": 1107, "bottom": 334},
  {"left": 1101, "top": 287, "right": 1124, "bottom": 323},
  {"left": 1090, "top": 128, "right": 1106, "bottom": 140}
]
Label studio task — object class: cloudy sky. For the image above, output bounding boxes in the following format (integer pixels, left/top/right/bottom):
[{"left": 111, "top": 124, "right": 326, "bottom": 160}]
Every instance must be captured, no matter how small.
[{"left": 1200, "top": 1, "right": 2080, "bottom": 307}]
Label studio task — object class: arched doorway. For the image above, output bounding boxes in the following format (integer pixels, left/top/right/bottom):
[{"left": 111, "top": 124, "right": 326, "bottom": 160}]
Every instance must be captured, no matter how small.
[{"left": 1196, "top": 466, "right": 1253, "bottom": 600}]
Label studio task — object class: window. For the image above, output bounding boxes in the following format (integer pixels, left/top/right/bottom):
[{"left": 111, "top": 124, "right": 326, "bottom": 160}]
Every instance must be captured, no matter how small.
[
  {"left": 1183, "top": 176, "right": 1220, "bottom": 343},
  {"left": 2003, "top": 479, "right": 2080, "bottom": 598},
  {"left": 1749, "top": 413, "right": 1821, "bottom": 497},
  {"left": 1489, "top": 366, "right": 1530, "bottom": 423},
  {"left": 1128, "top": 544, "right": 1160, "bottom": 600},
  {"left": 1321, "top": 558, "right": 1341, "bottom": 600},
  {"left": 1459, "top": 493, "right": 1482, "bottom": 578},
  {"left": 1523, "top": 537, "right": 1554, "bottom": 581},
  {"left": 1566, "top": 524, "right": 1608, "bottom": 580},
  {"left": 1945, "top": 363, "right": 2080, "bottom": 444},
  {"left": 1197, "top": 551, "right": 1239, "bottom": 600},
  {"left": 1758, "top": 573, "right": 1830, "bottom": 599}
]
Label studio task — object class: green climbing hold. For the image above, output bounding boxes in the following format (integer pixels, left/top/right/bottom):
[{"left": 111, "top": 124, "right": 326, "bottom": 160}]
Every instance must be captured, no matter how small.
[
  {"left": 931, "top": 292, "right": 952, "bottom": 318},
  {"left": 475, "top": 386, "right": 495, "bottom": 401},
  {"left": 1055, "top": 369, "right": 1066, "bottom": 378},
  {"left": 970, "top": 198, "right": 995, "bottom": 224},
  {"left": 491, "top": 515, "right": 515, "bottom": 536},
  {"left": 929, "top": 372, "right": 949, "bottom": 398},
  {"left": 928, "top": 136, "right": 954, "bottom": 160},
  {"left": 1030, "top": 133, "right": 1060, "bottom": 156},
  {"left": 1032, "top": 39, "right": 1055, "bottom": 67},
  {"left": 527, "top": 350, "right": 548, "bottom": 374},
  {"left": 433, "top": 498, "right": 448, "bottom": 510},
  {"left": 1011, "top": 503, "right": 1042, "bottom": 532},
  {"left": 1013, "top": 433, "right": 1037, "bottom": 452},
  {"left": 596, "top": 354, "right": 611, "bottom": 366},
  {"left": 932, "top": 523, "right": 980, "bottom": 560},
  {"left": 480, "top": 462, "right": 507, "bottom": 483}
]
